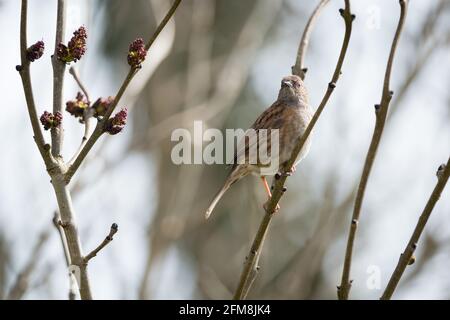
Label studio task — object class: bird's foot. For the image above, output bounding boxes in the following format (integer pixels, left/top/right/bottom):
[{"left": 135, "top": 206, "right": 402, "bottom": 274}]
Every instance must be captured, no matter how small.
[
  {"left": 263, "top": 199, "right": 280, "bottom": 214},
  {"left": 274, "top": 165, "right": 297, "bottom": 179}
]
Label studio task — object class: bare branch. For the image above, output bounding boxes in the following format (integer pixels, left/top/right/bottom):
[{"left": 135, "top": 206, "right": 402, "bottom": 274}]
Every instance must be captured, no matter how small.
[
  {"left": 292, "top": 0, "right": 330, "bottom": 79},
  {"left": 17, "top": 0, "right": 55, "bottom": 169},
  {"left": 51, "top": 0, "right": 66, "bottom": 157},
  {"left": 84, "top": 224, "right": 118, "bottom": 263},
  {"left": 233, "top": 0, "right": 354, "bottom": 300},
  {"left": 338, "top": 0, "right": 409, "bottom": 300},
  {"left": 381, "top": 160, "right": 450, "bottom": 299}
]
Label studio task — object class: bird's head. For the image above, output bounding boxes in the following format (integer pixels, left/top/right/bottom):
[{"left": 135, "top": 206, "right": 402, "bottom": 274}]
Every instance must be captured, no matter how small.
[{"left": 278, "top": 75, "right": 308, "bottom": 104}]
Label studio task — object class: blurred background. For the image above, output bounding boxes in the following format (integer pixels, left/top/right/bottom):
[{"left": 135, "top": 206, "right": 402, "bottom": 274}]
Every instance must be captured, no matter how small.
[{"left": 0, "top": 0, "right": 449, "bottom": 299}]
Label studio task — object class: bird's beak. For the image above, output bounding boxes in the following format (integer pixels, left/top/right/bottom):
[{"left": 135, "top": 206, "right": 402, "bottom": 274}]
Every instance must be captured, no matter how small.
[{"left": 282, "top": 80, "right": 293, "bottom": 88}]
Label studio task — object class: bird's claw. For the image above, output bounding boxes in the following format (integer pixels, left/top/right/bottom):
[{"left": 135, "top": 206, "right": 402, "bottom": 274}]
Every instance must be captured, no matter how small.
[
  {"left": 263, "top": 200, "right": 280, "bottom": 214},
  {"left": 276, "top": 165, "right": 296, "bottom": 178}
]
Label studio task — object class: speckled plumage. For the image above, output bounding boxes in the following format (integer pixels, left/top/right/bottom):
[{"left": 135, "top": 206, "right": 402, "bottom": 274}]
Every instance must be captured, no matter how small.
[{"left": 205, "top": 75, "right": 313, "bottom": 219}]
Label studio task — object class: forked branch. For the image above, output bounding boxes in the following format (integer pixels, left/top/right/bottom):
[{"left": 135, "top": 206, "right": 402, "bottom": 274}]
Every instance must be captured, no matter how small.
[{"left": 64, "top": 0, "right": 183, "bottom": 183}]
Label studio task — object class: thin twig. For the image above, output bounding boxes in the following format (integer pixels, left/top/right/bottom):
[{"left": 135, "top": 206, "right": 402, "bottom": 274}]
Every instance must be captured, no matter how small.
[
  {"left": 52, "top": 212, "right": 71, "bottom": 267},
  {"left": 68, "top": 67, "right": 94, "bottom": 165},
  {"left": 52, "top": 212, "right": 77, "bottom": 300},
  {"left": 17, "top": 0, "right": 55, "bottom": 169},
  {"left": 145, "top": 0, "right": 182, "bottom": 51},
  {"left": 338, "top": 0, "right": 409, "bottom": 300},
  {"left": 64, "top": 0, "right": 183, "bottom": 183},
  {"left": 292, "top": 0, "right": 330, "bottom": 80},
  {"left": 233, "top": 0, "right": 354, "bottom": 300},
  {"left": 84, "top": 223, "right": 118, "bottom": 263},
  {"left": 381, "top": 159, "right": 449, "bottom": 300},
  {"left": 51, "top": 0, "right": 66, "bottom": 157},
  {"left": 69, "top": 66, "right": 90, "bottom": 103}
]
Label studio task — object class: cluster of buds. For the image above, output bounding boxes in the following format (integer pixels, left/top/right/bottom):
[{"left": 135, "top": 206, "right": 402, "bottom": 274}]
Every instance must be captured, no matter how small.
[
  {"left": 26, "top": 41, "right": 45, "bottom": 62},
  {"left": 40, "top": 111, "right": 62, "bottom": 130},
  {"left": 91, "top": 96, "right": 115, "bottom": 118},
  {"left": 57, "top": 26, "right": 87, "bottom": 63},
  {"left": 65, "top": 94, "right": 127, "bottom": 134},
  {"left": 66, "top": 92, "right": 89, "bottom": 121},
  {"left": 127, "top": 38, "right": 147, "bottom": 69},
  {"left": 105, "top": 108, "right": 128, "bottom": 135}
]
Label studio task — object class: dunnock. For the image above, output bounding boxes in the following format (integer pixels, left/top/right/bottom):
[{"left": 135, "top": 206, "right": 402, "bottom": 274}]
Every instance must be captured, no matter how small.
[{"left": 205, "top": 75, "right": 313, "bottom": 219}]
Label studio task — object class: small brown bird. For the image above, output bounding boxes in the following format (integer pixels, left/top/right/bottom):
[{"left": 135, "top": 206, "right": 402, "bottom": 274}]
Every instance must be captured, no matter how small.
[{"left": 205, "top": 75, "right": 313, "bottom": 219}]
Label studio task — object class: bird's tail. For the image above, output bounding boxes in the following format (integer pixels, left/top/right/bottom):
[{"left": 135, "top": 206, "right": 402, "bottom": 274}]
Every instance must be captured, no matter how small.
[{"left": 205, "top": 181, "right": 232, "bottom": 219}]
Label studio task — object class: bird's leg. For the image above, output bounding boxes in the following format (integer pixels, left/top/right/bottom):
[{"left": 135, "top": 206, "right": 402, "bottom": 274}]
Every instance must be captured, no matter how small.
[{"left": 261, "top": 176, "right": 280, "bottom": 213}]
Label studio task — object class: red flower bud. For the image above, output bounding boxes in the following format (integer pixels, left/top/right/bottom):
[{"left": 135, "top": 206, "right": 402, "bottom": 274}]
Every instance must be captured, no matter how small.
[
  {"left": 40, "top": 111, "right": 62, "bottom": 130},
  {"left": 26, "top": 41, "right": 45, "bottom": 62},
  {"left": 91, "top": 96, "right": 115, "bottom": 118},
  {"left": 66, "top": 92, "right": 89, "bottom": 121},
  {"left": 57, "top": 26, "right": 87, "bottom": 63},
  {"left": 127, "top": 38, "right": 147, "bottom": 68},
  {"left": 105, "top": 108, "right": 128, "bottom": 135}
]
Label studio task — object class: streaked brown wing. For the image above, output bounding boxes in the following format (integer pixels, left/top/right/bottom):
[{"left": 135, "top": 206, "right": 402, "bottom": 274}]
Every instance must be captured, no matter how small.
[{"left": 233, "top": 101, "right": 286, "bottom": 167}]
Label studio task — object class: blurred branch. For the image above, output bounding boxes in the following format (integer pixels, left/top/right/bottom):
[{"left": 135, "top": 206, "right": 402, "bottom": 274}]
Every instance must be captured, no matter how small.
[
  {"left": 234, "top": 0, "right": 354, "bottom": 300},
  {"left": 50, "top": 0, "right": 66, "bottom": 157},
  {"left": 381, "top": 160, "right": 450, "bottom": 299},
  {"left": 147, "top": 0, "right": 282, "bottom": 145},
  {"left": 65, "top": 0, "right": 182, "bottom": 183},
  {"left": 338, "top": 0, "right": 408, "bottom": 300},
  {"left": 84, "top": 223, "right": 118, "bottom": 263},
  {"left": 0, "top": 235, "right": 10, "bottom": 299},
  {"left": 416, "top": 0, "right": 450, "bottom": 45},
  {"left": 389, "top": 0, "right": 450, "bottom": 120},
  {"left": 138, "top": 0, "right": 283, "bottom": 299},
  {"left": 6, "top": 228, "right": 50, "bottom": 300},
  {"left": 292, "top": 0, "right": 330, "bottom": 79}
]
